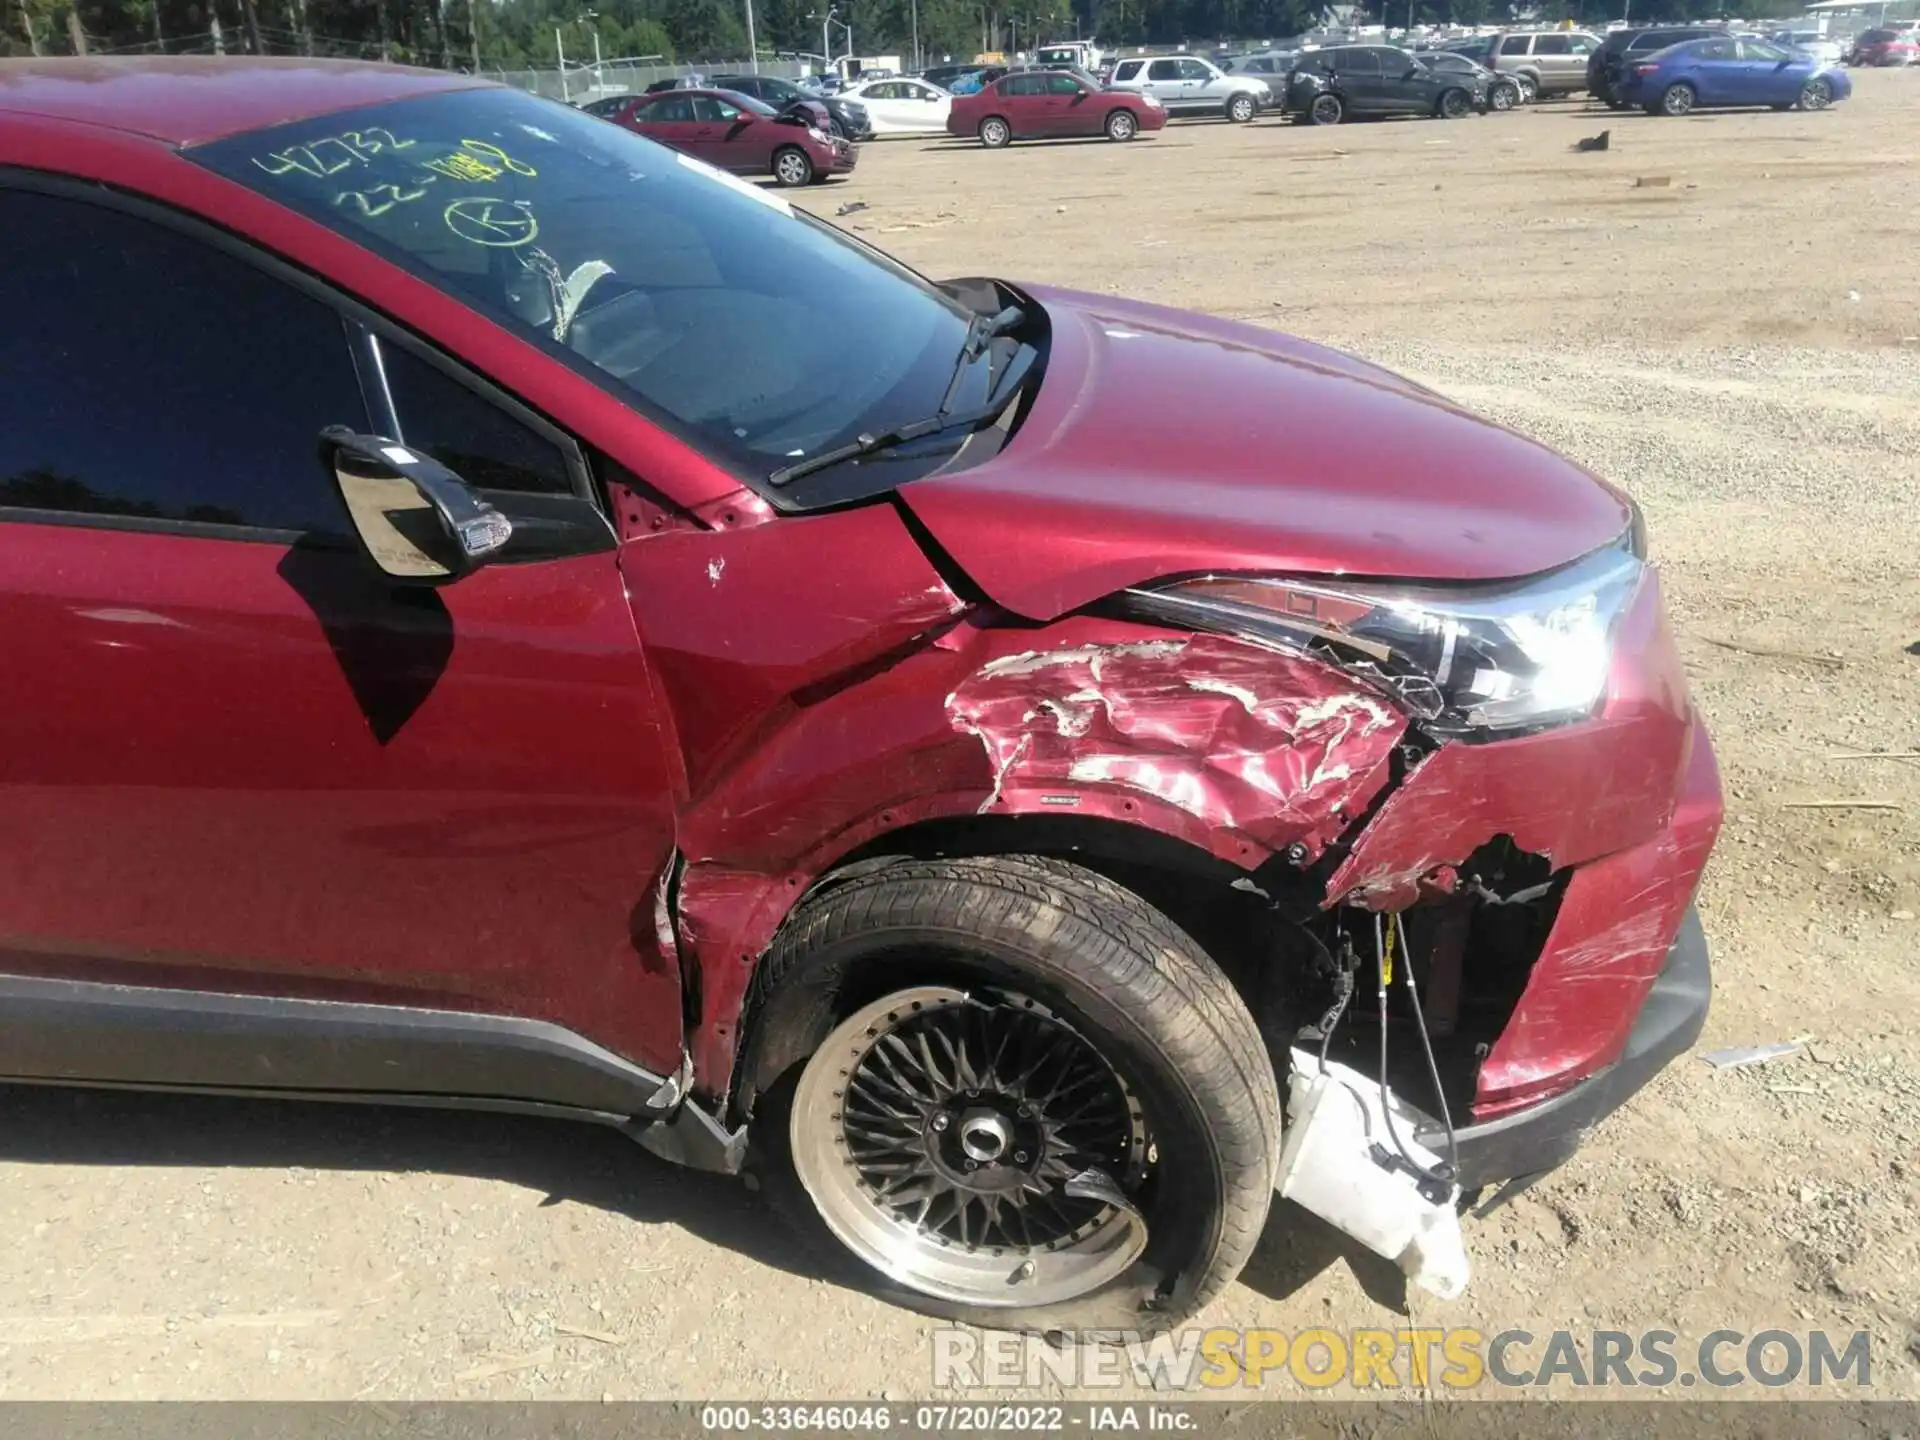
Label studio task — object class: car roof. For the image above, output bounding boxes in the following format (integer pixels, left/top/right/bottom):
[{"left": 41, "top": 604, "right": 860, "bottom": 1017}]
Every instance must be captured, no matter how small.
[
  {"left": 641, "top": 86, "right": 768, "bottom": 108},
  {"left": 0, "top": 56, "right": 490, "bottom": 146}
]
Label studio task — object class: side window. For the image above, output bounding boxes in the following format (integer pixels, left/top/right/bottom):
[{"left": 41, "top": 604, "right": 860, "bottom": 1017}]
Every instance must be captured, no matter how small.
[
  {"left": 646, "top": 96, "right": 696, "bottom": 122},
  {"left": 1178, "top": 59, "right": 1214, "bottom": 81},
  {"left": 1343, "top": 50, "right": 1382, "bottom": 75},
  {"left": 377, "top": 340, "right": 574, "bottom": 496},
  {"left": 1147, "top": 60, "right": 1182, "bottom": 80},
  {"left": 1695, "top": 38, "right": 1736, "bottom": 60},
  {"left": 1003, "top": 74, "right": 1044, "bottom": 96},
  {"left": 1533, "top": 35, "right": 1571, "bottom": 55},
  {"left": 1114, "top": 60, "right": 1144, "bottom": 81},
  {"left": 0, "top": 189, "right": 365, "bottom": 536},
  {"left": 1047, "top": 73, "right": 1086, "bottom": 94},
  {"left": 692, "top": 96, "right": 741, "bottom": 121},
  {"left": 1571, "top": 35, "right": 1598, "bottom": 53},
  {"left": 1500, "top": 35, "right": 1532, "bottom": 56}
]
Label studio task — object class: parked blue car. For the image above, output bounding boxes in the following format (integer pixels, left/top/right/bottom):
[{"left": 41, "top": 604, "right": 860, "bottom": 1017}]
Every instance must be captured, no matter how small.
[{"left": 1619, "top": 35, "right": 1852, "bottom": 116}]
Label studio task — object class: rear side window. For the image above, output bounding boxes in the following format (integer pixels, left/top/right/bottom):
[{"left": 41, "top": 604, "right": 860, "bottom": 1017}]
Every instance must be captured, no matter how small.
[
  {"left": 1177, "top": 59, "right": 1214, "bottom": 80},
  {"left": 1046, "top": 73, "right": 1086, "bottom": 94},
  {"left": 1342, "top": 49, "right": 1383, "bottom": 75},
  {"left": 1694, "top": 38, "right": 1737, "bottom": 60},
  {"left": 1500, "top": 35, "right": 1532, "bottom": 56},
  {"left": 1113, "top": 60, "right": 1144, "bottom": 80},
  {"left": 0, "top": 189, "right": 364, "bottom": 536},
  {"left": 1533, "top": 35, "right": 1570, "bottom": 55},
  {"left": 1002, "top": 73, "right": 1045, "bottom": 96},
  {"left": 1147, "top": 59, "right": 1182, "bottom": 80}
]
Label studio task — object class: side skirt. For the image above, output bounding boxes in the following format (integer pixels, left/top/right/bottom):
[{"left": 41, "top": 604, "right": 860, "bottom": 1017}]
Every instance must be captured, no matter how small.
[{"left": 0, "top": 974, "right": 746, "bottom": 1173}]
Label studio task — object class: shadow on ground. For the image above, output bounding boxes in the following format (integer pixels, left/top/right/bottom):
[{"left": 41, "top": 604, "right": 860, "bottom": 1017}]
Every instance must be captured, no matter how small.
[
  {"left": 0, "top": 1082, "right": 814, "bottom": 1282},
  {"left": 0, "top": 1083, "right": 1403, "bottom": 1316}
]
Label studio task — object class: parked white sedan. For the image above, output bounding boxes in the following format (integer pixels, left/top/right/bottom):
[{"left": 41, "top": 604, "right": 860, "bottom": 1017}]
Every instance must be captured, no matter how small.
[{"left": 838, "top": 77, "right": 953, "bottom": 134}]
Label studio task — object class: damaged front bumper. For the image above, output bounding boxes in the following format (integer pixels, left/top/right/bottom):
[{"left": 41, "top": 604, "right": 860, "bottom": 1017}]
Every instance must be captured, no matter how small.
[{"left": 1422, "top": 905, "right": 1710, "bottom": 1193}]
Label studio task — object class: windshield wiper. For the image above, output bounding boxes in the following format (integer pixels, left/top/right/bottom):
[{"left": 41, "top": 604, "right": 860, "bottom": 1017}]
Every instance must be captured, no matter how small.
[{"left": 767, "top": 303, "right": 1031, "bottom": 489}]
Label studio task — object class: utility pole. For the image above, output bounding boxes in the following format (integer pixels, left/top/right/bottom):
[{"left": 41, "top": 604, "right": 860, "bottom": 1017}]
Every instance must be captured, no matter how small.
[
  {"left": 746, "top": 0, "right": 759, "bottom": 72},
  {"left": 151, "top": 0, "right": 166, "bottom": 52},
  {"left": 240, "top": 0, "right": 264, "bottom": 54},
  {"left": 911, "top": 0, "right": 919, "bottom": 71},
  {"left": 556, "top": 26, "right": 570, "bottom": 100},
  {"left": 67, "top": 8, "right": 87, "bottom": 52},
  {"left": 470, "top": 0, "right": 483, "bottom": 73}
]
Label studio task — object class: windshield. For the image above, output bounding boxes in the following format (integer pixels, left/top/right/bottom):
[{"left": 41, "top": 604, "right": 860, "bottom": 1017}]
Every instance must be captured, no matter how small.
[{"left": 190, "top": 87, "right": 991, "bottom": 509}]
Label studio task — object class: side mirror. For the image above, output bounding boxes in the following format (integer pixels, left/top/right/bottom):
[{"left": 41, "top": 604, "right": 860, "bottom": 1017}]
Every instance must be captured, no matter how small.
[{"left": 318, "top": 427, "right": 511, "bottom": 585}]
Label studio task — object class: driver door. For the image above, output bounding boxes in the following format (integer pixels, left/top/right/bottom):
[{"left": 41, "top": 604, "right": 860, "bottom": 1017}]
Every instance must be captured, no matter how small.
[
  {"left": 1178, "top": 58, "right": 1222, "bottom": 105},
  {"left": 1736, "top": 38, "right": 1808, "bottom": 104},
  {"left": 691, "top": 94, "right": 758, "bottom": 171},
  {"left": 0, "top": 182, "right": 685, "bottom": 1077}
]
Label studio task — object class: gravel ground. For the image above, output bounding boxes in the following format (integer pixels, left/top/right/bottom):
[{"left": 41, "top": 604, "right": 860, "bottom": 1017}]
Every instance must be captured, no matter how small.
[{"left": 3, "top": 75, "right": 1917, "bottom": 1401}]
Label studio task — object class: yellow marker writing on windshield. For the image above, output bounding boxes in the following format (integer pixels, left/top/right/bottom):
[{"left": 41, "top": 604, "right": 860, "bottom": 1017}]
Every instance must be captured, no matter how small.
[
  {"left": 460, "top": 139, "right": 536, "bottom": 177},
  {"left": 443, "top": 197, "right": 538, "bottom": 248}
]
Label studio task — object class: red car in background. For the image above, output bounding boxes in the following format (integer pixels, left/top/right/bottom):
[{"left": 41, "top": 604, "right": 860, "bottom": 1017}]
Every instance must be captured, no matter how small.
[
  {"left": 947, "top": 68, "right": 1168, "bottom": 147},
  {"left": 1, "top": 58, "right": 1719, "bottom": 1335},
  {"left": 1847, "top": 28, "right": 1917, "bottom": 65},
  {"left": 614, "top": 87, "right": 854, "bottom": 186}
]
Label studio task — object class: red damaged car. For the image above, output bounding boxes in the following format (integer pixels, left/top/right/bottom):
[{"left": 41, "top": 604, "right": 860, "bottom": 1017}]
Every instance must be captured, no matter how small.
[
  {"left": 0, "top": 59, "right": 1719, "bottom": 1328},
  {"left": 947, "top": 68, "right": 1168, "bottom": 147},
  {"left": 610, "top": 87, "right": 855, "bottom": 187}
]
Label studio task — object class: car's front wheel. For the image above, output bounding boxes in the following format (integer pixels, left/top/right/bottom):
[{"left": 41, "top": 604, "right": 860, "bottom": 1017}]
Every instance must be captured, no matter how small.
[
  {"left": 978, "top": 115, "right": 1012, "bottom": 148},
  {"left": 771, "top": 146, "right": 815, "bottom": 187},
  {"left": 1226, "top": 92, "right": 1257, "bottom": 122},
  {"left": 1105, "top": 108, "right": 1138, "bottom": 141},
  {"left": 747, "top": 855, "right": 1280, "bottom": 1331},
  {"left": 1798, "top": 76, "right": 1835, "bottom": 110},
  {"left": 1489, "top": 80, "right": 1520, "bottom": 111}
]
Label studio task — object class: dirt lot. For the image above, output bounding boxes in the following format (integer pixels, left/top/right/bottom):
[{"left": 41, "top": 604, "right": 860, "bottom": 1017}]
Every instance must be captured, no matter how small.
[{"left": 3, "top": 74, "right": 1917, "bottom": 1402}]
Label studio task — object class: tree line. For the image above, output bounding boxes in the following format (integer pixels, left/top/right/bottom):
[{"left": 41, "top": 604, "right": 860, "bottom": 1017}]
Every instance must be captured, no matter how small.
[{"left": 5, "top": 0, "right": 1813, "bottom": 68}]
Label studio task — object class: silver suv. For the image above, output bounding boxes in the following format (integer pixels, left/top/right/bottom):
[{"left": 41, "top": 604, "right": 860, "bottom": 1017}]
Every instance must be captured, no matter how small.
[
  {"left": 1465, "top": 29, "right": 1601, "bottom": 99},
  {"left": 1108, "top": 55, "right": 1270, "bottom": 121}
]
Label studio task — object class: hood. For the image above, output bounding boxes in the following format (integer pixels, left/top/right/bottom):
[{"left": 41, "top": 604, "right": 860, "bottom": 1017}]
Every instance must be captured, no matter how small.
[{"left": 899, "top": 285, "right": 1633, "bottom": 621}]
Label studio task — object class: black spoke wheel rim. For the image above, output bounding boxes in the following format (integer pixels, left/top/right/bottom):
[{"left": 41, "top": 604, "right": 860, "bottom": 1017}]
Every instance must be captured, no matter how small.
[{"left": 791, "top": 985, "right": 1151, "bottom": 1307}]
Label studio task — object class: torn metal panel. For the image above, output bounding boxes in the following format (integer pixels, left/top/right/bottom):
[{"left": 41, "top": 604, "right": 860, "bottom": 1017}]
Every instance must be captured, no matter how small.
[
  {"left": 946, "top": 630, "right": 1407, "bottom": 863},
  {"left": 1325, "top": 571, "right": 1694, "bottom": 908},
  {"left": 1472, "top": 721, "right": 1723, "bottom": 1116},
  {"left": 663, "top": 613, "right": 1408, "bottom": 1102},
  {"left": 617, "top": 503, "right": 967, "bottom": 798}
]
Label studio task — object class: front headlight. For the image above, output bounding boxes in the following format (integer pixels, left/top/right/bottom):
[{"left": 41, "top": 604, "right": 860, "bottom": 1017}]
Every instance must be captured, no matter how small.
[{"left": 1121, "top": 537, "right": 1644, "bottom": 738}]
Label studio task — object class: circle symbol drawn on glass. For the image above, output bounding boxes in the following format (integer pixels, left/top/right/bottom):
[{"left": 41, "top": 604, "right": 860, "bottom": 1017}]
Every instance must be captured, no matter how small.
[{"left": 444, "top": 198, "right": 538, "bottom": 248}]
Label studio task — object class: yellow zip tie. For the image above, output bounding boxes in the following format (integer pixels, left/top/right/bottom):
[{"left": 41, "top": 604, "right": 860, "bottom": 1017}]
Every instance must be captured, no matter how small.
[{"left": 1382, "top": 912, "right": 1397, "bottom": 988}]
